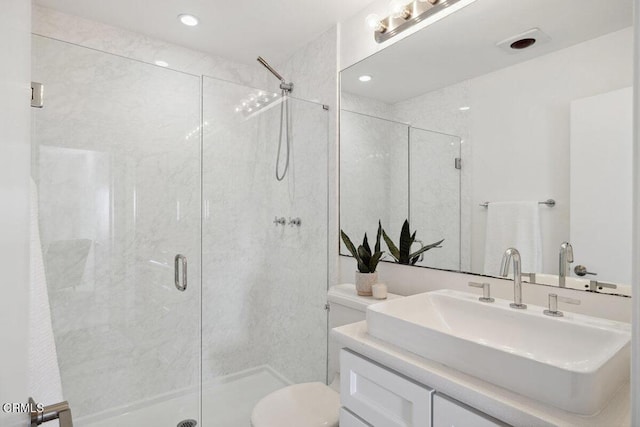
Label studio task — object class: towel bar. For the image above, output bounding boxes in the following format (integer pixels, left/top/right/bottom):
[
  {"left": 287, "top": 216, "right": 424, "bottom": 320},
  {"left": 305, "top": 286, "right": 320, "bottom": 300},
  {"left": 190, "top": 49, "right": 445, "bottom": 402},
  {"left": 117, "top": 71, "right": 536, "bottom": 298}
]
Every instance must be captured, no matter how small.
[{"left": 480, "top": 199, "right": 555, "bottom": 208}]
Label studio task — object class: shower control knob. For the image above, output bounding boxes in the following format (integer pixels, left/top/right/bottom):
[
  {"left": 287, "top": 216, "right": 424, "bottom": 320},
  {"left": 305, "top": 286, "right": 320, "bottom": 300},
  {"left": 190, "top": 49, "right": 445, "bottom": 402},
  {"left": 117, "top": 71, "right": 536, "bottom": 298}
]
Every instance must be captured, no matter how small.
[
  {"left": 273, "top": 216, "right": 286, "bottom": 226},
  {"left": 288, "top": 217, "right": 302, "bottom": 227}
]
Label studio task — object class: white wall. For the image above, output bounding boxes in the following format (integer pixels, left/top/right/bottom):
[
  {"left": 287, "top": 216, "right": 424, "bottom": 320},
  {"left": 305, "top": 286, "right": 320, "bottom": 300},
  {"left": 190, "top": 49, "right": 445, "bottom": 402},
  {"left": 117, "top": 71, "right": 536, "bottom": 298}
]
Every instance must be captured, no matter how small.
[
  {"left": 631, "top": 0, "right": 640, "bottom": 423},
  {"left": 469, "top": 27, "right": 633, "bottom": 275},
  {"left": 0, "top": 1, "right": 31, "bottom": 426}
]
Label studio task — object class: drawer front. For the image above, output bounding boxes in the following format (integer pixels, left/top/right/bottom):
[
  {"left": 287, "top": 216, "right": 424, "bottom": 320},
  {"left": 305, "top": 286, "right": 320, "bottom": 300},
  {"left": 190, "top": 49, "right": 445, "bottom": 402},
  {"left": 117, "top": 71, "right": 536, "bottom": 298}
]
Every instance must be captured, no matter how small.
[
  {"left": 340, "top": 408, "right": 372, "bottom": 427},
  {"left": 340, "top": 349, "right": 432, "bottom": 427},
  {"left": 433, "top": 394, "right": 507, "bottom": 427}
]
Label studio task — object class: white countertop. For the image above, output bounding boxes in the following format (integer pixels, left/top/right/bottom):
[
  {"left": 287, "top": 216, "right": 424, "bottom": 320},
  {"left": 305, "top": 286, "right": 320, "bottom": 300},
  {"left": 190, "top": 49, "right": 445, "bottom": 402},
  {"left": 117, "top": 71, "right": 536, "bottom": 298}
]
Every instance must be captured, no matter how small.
[{"left": 332, "top": 321, "right": 630, "bottom": 427}]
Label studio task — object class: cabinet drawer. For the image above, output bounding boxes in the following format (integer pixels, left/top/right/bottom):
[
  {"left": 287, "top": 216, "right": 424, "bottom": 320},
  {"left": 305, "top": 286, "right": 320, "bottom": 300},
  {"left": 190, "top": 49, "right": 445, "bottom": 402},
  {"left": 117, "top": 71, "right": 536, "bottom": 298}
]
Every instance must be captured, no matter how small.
[
  {"left": 340, "top": 408, "right": 372, "bottom": 427},
  {"left": 433, "top": 393, "right": 507, "bottom": 427},
  {"left": 340, "top": 349, "right": 432, "bottom": 427}
]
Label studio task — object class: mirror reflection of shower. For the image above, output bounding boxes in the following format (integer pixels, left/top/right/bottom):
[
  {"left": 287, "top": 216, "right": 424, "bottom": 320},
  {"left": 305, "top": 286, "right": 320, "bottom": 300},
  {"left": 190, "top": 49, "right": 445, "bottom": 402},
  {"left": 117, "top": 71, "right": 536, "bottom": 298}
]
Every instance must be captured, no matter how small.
[{"left": 257, "top": 56, "right": 294, "bottom": 181}]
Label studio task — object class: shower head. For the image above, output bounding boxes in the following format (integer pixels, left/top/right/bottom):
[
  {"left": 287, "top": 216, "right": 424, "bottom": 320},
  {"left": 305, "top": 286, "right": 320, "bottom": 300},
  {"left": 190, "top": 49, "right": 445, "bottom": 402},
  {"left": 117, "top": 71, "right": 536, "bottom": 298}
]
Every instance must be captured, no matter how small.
[{"left": 257, "top": 56, "right": 293, "bottom": 93}]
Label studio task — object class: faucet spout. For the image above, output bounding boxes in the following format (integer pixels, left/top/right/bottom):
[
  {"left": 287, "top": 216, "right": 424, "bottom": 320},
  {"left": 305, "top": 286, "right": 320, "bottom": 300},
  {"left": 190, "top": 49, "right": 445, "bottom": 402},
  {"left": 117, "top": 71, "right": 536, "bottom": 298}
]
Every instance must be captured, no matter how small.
[
  {"left": 558, "top": 242, "right": 573, "bottom": 287},
  {"left": 500, "top": 247, "right": 527, "bottom": 309}
]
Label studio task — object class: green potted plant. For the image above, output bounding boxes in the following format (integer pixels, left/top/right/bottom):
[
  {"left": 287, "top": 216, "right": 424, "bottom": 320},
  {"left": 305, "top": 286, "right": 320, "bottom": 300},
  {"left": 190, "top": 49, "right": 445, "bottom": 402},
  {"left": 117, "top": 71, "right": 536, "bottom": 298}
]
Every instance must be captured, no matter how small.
[
  {"left": 341, "top": 222, "right": 384, "bottom": 296},
  {"left": 382, "top": 219, "right": 444, "bottom": 265}
]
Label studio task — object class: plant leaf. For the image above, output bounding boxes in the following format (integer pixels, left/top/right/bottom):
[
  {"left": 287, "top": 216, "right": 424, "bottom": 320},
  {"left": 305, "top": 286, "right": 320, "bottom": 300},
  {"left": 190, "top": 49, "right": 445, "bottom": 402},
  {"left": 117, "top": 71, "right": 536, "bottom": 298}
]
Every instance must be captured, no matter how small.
[
  {"left": 382, "top": 228, "right": 400, "bottom": 262},
  {"left": 340, "top": 230, "right": 358, "bottom": 258},
  {"left": 369, "top": 251, "right": 383, "bottom": 272},
  {"left": 409, "top": 239, "right": 445, "bottom": 259},
  {"left": 357, "top": 245, "right": 372, "bottom": 273},
  {"left": 399, "top": 220, "right": 412, "bottom": 264},
  {"left": 362, "top": 233, "right": 372, "bottom": 256},
  {"left": 375, "top": 221, "right": 382, "bottom": 253}
]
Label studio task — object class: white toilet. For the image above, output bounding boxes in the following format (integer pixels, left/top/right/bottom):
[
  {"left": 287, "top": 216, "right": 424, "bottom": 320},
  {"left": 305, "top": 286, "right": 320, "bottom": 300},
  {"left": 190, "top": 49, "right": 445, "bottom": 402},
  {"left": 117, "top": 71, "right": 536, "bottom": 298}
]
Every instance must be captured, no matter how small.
[{"left": 250, "top": 284, "right": 400, "bottom": 427}]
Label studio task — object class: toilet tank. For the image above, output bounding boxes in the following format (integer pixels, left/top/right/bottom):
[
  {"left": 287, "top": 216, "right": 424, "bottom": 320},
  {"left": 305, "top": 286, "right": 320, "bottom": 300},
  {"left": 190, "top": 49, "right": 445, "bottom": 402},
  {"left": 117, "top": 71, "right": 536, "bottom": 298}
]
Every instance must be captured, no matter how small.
[{"left": 327, "top": 284, "right": 401, "bottom": 383}]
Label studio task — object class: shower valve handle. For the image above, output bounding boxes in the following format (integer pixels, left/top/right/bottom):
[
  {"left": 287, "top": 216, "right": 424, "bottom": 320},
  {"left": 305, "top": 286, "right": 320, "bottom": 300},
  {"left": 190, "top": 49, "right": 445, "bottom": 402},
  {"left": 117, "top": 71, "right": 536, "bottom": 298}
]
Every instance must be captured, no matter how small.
[{"left": 288, "top": 217, "right": 302, "bottom": 227}]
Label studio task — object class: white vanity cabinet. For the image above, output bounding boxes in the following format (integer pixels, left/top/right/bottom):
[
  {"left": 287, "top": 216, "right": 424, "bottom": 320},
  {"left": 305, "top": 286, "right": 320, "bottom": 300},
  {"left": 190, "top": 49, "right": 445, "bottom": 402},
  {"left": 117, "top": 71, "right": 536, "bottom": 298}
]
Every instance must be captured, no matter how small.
[
  {"left": 432, "top": 394, "right": 507, "bottom": 427},
  {"left": 340, "top": 349, "right": 433, "bottom": 426},
  {"left": 340, "top": 349, "right": 506, "bottom": 427}
]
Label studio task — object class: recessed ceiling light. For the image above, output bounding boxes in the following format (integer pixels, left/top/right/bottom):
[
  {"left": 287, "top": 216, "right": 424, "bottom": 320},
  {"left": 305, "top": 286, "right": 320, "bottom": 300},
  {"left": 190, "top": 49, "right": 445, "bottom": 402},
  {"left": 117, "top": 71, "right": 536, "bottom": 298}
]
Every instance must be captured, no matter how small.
[
  {"left": 178, "top": 14, "right": 199, "bottom": 27},
  {"left": 155, "top": 60, "right": 169, "bottom": 67},
  {"left": 359, "top": 75, "right": 372, "bottom": 82}
]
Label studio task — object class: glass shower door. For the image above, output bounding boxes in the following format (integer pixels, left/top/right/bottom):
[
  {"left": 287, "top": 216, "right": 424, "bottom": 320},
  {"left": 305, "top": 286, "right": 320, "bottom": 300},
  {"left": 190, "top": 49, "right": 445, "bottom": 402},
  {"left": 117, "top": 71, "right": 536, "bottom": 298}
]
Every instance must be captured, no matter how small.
[
  {"left": 201, "top": 76, "right": 329, "bottom": 426},
  {"left": 31, "top": 35, "right": 202, "bottom": 426},
  {"left": 409, "top": 127, "right": 462, "bottom": 270}
]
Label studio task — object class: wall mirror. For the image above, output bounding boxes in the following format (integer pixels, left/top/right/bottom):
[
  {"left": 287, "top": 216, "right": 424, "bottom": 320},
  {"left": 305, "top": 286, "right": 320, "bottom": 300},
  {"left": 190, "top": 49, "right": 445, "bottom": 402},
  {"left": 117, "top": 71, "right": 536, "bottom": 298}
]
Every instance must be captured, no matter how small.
[{"left": 339, "top": 0, "right": 633, "bottom": 296}]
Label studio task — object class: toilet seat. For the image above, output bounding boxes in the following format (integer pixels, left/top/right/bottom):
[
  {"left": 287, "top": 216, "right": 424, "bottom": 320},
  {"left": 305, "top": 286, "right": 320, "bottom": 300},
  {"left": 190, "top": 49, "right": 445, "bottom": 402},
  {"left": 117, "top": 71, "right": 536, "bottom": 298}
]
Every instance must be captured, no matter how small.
[{"left": 251, "top": 382, "right": 340, "bottom": 427}]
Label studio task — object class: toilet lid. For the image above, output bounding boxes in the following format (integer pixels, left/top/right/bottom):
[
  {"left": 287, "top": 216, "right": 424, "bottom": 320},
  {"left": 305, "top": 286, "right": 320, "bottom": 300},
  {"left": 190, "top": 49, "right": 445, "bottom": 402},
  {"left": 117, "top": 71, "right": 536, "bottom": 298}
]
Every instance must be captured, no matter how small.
[{"left": 251, "top": 382, "right": 340, "bottom": 427}]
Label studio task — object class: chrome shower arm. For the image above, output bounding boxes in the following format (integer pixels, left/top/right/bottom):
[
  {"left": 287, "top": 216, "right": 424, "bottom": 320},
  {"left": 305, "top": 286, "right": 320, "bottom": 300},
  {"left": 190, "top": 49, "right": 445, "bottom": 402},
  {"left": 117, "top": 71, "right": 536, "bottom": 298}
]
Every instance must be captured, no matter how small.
[
  {"left": 257, "top": 56, "right": 285, "bottom": 83},
  {"left": 257, "top": 56, "right": 293, "bottom": 93}
]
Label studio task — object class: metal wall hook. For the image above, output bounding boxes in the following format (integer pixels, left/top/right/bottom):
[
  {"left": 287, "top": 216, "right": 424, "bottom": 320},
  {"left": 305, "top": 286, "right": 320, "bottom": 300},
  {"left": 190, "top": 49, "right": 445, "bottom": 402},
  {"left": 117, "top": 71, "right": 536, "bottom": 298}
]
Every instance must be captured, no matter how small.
[{"left": 273, "top": 216, "right": 286, "bottom": 226}]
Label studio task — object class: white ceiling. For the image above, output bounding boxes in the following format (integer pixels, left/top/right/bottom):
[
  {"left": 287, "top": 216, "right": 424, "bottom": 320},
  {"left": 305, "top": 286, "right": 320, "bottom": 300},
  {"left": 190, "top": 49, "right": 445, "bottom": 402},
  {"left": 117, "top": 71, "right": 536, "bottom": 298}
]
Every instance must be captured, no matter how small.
[
  {"left": 341, "top": 0, "right": 633, "bottom": 103},
  {"left": 34, "top": 0, "right": 374, "bottom": 64}
]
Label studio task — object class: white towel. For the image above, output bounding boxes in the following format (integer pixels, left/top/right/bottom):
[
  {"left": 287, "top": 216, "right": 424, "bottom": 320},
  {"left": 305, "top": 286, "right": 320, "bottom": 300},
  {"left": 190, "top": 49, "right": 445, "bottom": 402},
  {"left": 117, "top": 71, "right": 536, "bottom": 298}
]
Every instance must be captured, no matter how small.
[
  {"left": 483, "top": 201, "right": 542, "bottom": 276},
  {"left": 29, "top": 179, "right": 64, "bottom": 411}
]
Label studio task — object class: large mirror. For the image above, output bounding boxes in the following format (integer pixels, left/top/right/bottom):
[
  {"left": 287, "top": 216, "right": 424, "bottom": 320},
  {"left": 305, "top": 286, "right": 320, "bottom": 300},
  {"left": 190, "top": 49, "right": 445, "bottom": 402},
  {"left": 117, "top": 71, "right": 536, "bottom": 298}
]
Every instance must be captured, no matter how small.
[{"left": 339, "top": 0, "right": 633, "bottom": 295}]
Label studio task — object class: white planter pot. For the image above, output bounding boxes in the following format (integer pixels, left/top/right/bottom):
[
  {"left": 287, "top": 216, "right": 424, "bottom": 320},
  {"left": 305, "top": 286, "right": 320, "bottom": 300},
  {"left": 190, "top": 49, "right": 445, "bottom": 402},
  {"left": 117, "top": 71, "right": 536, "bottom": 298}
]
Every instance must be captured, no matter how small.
[{"left": 355, "top": 271, "right": 378, "bottom": 296}]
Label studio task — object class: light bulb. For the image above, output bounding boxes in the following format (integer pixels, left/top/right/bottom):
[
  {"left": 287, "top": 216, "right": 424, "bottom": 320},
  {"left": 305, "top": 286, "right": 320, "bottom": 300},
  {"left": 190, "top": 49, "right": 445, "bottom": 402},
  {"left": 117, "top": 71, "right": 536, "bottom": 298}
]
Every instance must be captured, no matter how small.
[
  {"left": 389, "top": 0, "right": 411, "bottom": 19},
  {"left": 365, "top": 14, "right": 381, "bottom": 29}
]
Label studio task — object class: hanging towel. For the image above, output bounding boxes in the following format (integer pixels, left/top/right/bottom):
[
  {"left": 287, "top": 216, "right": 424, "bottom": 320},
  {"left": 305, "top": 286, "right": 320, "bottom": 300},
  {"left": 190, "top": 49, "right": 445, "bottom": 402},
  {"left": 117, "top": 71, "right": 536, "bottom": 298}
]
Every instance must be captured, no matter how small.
[
  {"left": 29, "top": 178, "right": 64, "bottom": 411},
  {"left": 483, "top": 201, "right": 542, "bottom": 276}
]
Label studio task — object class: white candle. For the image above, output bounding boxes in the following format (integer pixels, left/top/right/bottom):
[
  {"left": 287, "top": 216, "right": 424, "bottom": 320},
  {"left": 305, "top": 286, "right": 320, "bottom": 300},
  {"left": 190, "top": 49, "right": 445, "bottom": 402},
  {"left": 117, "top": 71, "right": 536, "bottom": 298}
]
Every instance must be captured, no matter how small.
[{"left": 372, "top": 283, "right": 388, "bottom": 299}]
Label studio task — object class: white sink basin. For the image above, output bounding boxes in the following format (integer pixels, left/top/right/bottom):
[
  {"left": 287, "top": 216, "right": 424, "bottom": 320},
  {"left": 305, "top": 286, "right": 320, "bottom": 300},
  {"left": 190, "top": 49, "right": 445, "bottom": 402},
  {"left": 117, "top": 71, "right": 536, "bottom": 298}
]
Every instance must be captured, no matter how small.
[{"left": 366, "top": 289, "right": 630, "bottom": 415}]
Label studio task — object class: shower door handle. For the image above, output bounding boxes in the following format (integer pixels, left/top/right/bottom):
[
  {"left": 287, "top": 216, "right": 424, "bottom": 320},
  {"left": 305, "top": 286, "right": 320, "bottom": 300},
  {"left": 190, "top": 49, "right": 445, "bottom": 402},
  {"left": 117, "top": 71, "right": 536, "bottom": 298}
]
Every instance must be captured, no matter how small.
[{"left": 174, "top": 254, "right": 187, "bottom": 292}]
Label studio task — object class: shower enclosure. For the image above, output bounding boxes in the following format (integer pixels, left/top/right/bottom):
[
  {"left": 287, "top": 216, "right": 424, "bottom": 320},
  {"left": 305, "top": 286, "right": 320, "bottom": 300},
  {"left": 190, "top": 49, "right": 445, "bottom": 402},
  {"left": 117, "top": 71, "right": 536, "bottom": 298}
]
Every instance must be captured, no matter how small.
[{"left": 31, "top": 35, "right": 328, "bottom": 427}]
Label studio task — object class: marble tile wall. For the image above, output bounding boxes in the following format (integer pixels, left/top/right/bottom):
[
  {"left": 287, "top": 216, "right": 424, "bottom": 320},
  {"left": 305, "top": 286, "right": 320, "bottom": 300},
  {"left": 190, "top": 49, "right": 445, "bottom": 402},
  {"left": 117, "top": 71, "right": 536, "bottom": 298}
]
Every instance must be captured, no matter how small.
[{"left": 340, "top": 90, "right": 468, "bottom": 271}]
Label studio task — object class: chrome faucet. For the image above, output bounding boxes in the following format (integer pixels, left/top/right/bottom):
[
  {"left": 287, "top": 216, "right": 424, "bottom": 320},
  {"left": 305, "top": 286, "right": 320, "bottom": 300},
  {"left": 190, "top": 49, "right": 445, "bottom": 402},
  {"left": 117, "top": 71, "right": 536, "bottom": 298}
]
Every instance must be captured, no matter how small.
[
  {"left": 559, "top": 242, "right": 574, "bottom": 287},
  {"left": 500, "top": 247, "right": 527, "bottom": 309}
]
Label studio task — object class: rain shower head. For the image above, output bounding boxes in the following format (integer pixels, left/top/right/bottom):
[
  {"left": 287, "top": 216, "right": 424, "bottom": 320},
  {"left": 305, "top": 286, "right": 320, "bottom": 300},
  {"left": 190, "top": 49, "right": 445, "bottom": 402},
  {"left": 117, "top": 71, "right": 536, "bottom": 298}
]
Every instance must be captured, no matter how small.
[{"left": 257, "top": 56, "right": 293, "bottom": 93}]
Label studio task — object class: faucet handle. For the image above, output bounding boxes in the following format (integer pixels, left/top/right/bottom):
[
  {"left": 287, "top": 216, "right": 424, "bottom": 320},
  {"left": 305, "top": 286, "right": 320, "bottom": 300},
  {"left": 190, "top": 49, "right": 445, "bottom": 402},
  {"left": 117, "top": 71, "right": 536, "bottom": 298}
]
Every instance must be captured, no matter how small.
[
  {"left": 588, "top": 280, "right": 617, "bottom": 291},
  {"left": 521, "top": 272, "right": 536, "bottom": 283},
  {"left": 544, "top": 293, "right": 581, "bottom": 317},
  {"left": 468, "top": 282, "right": 494, "bottom": 303},
  {"left": 574, "top": 265, "right": 597, "bottom": 277}
]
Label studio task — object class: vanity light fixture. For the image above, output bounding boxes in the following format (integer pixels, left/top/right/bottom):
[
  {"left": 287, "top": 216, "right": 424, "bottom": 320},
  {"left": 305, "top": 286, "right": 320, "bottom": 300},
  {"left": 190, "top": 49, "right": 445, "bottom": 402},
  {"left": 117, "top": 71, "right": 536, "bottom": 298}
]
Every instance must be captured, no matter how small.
[
  {"left": 359, "top": 75, "right": 372, "bottom": 82},
  {"left": 371, "top": 0, "right": 476, "bottom": 43},
  {"left": 178, "top": 14, "right": 199, "bottom": 27}
]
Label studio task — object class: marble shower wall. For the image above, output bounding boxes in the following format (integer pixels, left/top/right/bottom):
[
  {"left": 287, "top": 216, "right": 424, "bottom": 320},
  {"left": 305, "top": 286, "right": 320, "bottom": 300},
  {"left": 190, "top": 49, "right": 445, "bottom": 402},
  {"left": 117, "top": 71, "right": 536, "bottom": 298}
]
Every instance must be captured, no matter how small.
[
  {"left": 340, "top": 91, "right": 466, "bottom": 270},
  {"left": 200, "top": 29, "right": 333, "bottom": 390},
  {"left": 339, "top": 109, "right": 408, "bottom": 252}
]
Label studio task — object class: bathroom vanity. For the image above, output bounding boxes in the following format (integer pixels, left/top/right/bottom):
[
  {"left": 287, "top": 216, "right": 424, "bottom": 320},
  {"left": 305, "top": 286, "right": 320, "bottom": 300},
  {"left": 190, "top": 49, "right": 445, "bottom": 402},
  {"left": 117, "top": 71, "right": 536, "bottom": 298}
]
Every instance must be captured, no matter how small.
[{"left": 332, "top": 299, "right": 631, "bottom": 427}]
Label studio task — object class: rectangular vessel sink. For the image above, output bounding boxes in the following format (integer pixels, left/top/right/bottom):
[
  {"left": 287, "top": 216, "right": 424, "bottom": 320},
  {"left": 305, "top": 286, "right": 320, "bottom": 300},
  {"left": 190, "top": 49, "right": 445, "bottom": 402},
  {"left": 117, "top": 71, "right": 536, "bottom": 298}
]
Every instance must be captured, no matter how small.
[{"left": 366, "top": 289, "right": 630, "bottom": 415}]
